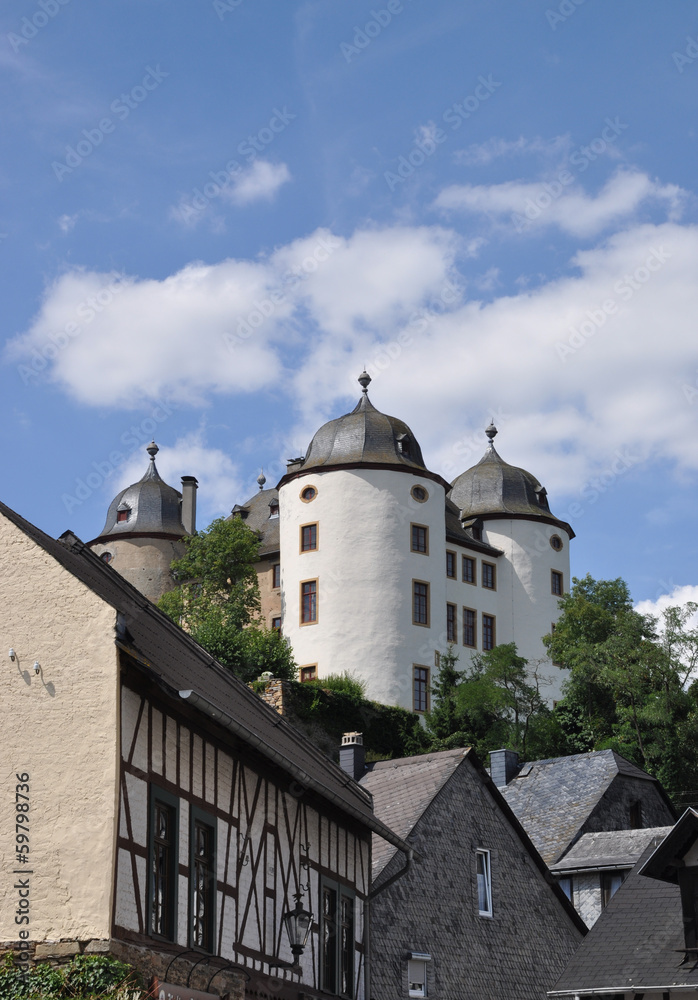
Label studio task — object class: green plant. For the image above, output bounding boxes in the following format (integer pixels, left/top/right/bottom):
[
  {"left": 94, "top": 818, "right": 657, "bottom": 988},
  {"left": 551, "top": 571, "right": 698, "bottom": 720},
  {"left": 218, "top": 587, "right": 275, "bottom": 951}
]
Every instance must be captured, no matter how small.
[{"left": 0, "top": 952, "right": 143, "bottom": 1000}]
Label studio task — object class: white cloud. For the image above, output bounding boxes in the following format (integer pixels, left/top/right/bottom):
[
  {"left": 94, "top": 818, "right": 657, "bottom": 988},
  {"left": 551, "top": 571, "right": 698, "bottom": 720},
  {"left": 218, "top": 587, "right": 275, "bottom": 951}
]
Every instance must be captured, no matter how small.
[
  {"left": 434, "top": 169, "right": 685, "bottom": 238},
  {"left": 223, "top": 160, "right": 291, "bottom": 206},
  {"left": 454, "top": 135, "right": 570, "bottom": 166},
  {"left": 635, "top": 585, "right": 698, "bottom": 626}
]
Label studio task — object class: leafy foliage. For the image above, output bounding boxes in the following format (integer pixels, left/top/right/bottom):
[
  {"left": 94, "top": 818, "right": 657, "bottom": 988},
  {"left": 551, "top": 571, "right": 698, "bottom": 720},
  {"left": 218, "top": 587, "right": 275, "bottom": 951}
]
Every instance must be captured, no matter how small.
[
  {"left": 0, "top": 953, "right": 142, "bottom": 999},
  {"left": 158, "top": 517, "right": 296, "bottom": 684}
]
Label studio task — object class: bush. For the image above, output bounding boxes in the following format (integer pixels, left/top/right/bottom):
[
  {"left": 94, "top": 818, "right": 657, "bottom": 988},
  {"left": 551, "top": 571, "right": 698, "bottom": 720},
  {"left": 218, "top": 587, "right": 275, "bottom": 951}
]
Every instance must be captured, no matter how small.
[{"left": 0, "top": 953, "right": 143, "bottom": 999}]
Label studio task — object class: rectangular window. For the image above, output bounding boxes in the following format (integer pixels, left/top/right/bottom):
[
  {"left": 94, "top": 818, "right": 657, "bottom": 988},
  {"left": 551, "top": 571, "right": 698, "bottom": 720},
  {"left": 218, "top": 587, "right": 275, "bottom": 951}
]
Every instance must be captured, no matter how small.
[
  {"left": 301, "top": 523, "right": 318, "bottom": 552},
  {"left": 408, "top": 959, "right": 429, "bottom": 998},
  {"left": 321, "top": 879, "right": 355, "bottom": 998},
  {"left": 271, "top": 615, "right": 281, "bottom": 633},
  {"left": 551, "top": 569, "right": 563, "bottom": 596},
  {"left": 301, "top": 580, "right": 318, "bottom": 625},
  {"left": 412, "top": 581, "right": 429, "bottom": 626},
  {"left": 411, "top": 524, "right": 428, "bottom": 554},
  {"left": 446, "top": 551, "right": 456, "bottom": 578},
  {"left": 462, "top": 556, "right": 476, "bottom": 585},
  {"left": 477, "top": 849, "right": 492, "bottom": 916},
  {"left": 300, "top": 665, "right": 317, "bottom": 682},
  {"left": 601, "top": 871, "right": 626, "bottom": 909},
  {"left": 272, "top": 563, "right": 281, "bottom": 589},
  {"left": 629, "top": 801, "right": 642, "bottom": 829},
  {"left": 190, "top": 807, "right": 216, "bottom": 952},
  {"left": 558, "top": 877, "right": 573, "bottom": 905},
  {"left": 447, "top": 603, "right": 457, "bottom": 643},
  {"left": 148, "top": 787, "right": 179, "bottom": 941},
  {"left": 463, "top": 608, "right": 476, "bottom": 648},
  {"left": 482, "top": 561, "right": 496, "bottom": 590},
  {"left": 482, "top": 614, "right": 496, "bottom": 651},
  {"left": 413, "top": 666, "right": 429, "bottom": 712}
]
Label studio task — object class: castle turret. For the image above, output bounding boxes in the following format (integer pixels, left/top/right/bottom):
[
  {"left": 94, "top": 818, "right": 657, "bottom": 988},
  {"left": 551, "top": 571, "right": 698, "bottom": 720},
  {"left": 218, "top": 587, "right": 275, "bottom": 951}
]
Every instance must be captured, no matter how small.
[{"left": 89, "top": 442, "right": 196, "bottom": 602}]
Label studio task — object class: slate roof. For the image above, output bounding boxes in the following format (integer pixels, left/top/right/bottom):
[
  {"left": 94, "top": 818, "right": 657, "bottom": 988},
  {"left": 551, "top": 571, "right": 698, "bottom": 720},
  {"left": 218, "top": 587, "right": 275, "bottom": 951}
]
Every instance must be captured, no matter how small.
[
  {"left": 449, "top": 438, "right": 574, "bottom": 537},
  {"left": 550, "top": 826, "right": 673, "bottom": 873},
  {"left": 360, "top": 748, "right": 468, "bottom": 878},
  {"left": 444, "top": 497, "right": 502, "bottom": 556},
  {"left": 0, "top": 498, "right": 406, "bottom": 847},
  {"left": 499, "top": 749, "right": 666, "bottom": 865},
  {"left": 92, "top": 444, "right": 187, "bottom": 544},
  {"left": 229, "top": 487, "right": 279, "bottom": 557},
  {"left": 549, "top": 838, "right": 698, "bottom": 995}
]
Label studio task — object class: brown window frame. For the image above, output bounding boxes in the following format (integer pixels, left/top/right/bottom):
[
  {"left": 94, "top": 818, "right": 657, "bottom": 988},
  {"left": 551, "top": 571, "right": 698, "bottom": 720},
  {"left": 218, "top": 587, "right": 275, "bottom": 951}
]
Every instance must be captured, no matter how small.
[
  {"left": 300, "top": 664, "right": 317, "bottom": 683},
  {"left": 300, "top": 522, "right": 318, "bottom": 553},
  {"left": 551, "top": 569, "right": 563, "bottom": 596},
  {"left": 447, "top": 603, "right": 457, "bottom": 643},
  {"left": 446, "top": 550, "right": 456, "bottom": 578},
  {"left": 463, "top": 607, "right": 477, "bottom": 648},
  {"left": 271, "top": 615, "right": 281, "bottom": 633},
  {"left": 300, "top": 579, "right": 318, "bottom": 626},
  {"left": 483, "top": 613, "right": 496, "bottom": 651},
  {"left": 413, "top": 665, "right": 430, "bottom": 713},
  {"left": 411, "top": 523, "right": 429, "bottom": 555},
  {"left": 462, "top": 555, "right": 476, "bottom": 585},
  {"left": 482, "top": 561, "right": 496, "bottom": 591},
  {"left": 412, "top": 580, "right": 430, "bottom": 627},
  {"left": 272, "top": 563, "right": 281, "bottom": 589}
]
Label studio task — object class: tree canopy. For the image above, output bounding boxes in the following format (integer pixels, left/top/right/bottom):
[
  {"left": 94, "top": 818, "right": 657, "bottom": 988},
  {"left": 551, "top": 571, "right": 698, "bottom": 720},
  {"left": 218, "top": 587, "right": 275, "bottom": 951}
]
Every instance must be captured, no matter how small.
[{"left": 158, "top": 516, "right": 296, "bottom": 684}]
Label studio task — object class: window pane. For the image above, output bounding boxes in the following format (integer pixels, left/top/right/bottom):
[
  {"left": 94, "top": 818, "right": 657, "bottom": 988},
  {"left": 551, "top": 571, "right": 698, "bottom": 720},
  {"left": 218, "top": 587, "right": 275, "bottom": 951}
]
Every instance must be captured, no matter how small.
[
  {"left": 302, "top": 581, "right": 317, "bottom": 623},
  {"left": 302, "top": 524, "right": 317, "bottom": 551},
  {"left": 340, "top": 894, "right": 354, "bottom": 996},
  {"left": 463, "top": 609, "right": 476, "bottom": 648},
  {"left": 413, "top": 583, "right": 428, "bottom": 625},
  {"left": 447, "top": 604, "right": 457, "bottom": 643},
  {"left": 483, "top": 615, "right": 495, "bottom": 651},
  {"left": 322, "top": 887, "right": 337, "bottom": 991},
  {"left": 482, "top": 563, "right": 495, "bottom": 589},
  {"left": 192, "top": 820, "right": 215, "bottom": 950},
  {"left": 446, "top": 552, "right": 455, "bottom": 578},
  {"left": 414, "top": 667, "right": 428, "bottom": 712},
  {"left": 477, "top": 851, "right": 492, "bottom": 915},
  {"left": 412, "top": 525, "right": 427, "bottom": 553},
  {"left": 463, "top": 556, "right": 475, "bottom": 583},
  {"left": 151, "top": 801, "right": 175, "bottom": 938}
]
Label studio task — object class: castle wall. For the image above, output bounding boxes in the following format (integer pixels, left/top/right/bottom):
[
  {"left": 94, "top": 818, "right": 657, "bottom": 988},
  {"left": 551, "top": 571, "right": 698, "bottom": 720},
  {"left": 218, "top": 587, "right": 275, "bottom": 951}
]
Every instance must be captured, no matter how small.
[{"left": 90, "top": 537, "right": 185, "bottom": 604}]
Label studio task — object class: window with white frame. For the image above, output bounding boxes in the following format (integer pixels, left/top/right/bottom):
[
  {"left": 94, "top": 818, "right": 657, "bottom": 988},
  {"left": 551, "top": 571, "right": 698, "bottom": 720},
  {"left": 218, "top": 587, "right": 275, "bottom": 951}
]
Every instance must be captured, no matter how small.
[
  {"left": 408, "top": 953, "right": 431, "bottom": 998},
  {"left": 476, "top": 849, "right": 492, "bottom": 916}
]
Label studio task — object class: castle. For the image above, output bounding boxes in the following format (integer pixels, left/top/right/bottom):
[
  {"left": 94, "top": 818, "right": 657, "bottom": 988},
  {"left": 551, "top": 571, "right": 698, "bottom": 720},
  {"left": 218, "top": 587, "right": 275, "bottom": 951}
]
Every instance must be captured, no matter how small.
[{"left": 89, "top": 373, "right": 573, "bottom": 709}]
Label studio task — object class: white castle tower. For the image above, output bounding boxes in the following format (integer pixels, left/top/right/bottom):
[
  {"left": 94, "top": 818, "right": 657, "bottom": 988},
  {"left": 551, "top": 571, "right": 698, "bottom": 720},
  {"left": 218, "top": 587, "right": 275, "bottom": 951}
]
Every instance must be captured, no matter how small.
[{"left": 238, "top": 374, "right": 574, "bottom": 710}]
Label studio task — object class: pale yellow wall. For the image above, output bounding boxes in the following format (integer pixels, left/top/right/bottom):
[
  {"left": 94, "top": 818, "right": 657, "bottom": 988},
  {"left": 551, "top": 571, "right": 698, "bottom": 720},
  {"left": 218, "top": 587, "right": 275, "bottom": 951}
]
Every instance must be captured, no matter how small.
[
  {"left": 256, "top": 555, "right": 281, "bottom": 627},
  {"left": 0, "top": 513, "right": 120, "bottom": 942}
]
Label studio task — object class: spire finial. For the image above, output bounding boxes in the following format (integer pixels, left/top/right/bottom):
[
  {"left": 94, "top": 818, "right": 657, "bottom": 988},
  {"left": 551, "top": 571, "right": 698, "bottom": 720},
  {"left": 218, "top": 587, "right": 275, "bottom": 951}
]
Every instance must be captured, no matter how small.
[
  {"left": 485, "top": 421, "right": 498, "bottom": 444},
  {"left": 257, "top": 469, "right": 267, "bottom": 491},
  {"left": 358, "top": 370, "right": 371, "bottom": 394},
  {"left": 147, "top": 440, "right": 159, "bottom": 461}
]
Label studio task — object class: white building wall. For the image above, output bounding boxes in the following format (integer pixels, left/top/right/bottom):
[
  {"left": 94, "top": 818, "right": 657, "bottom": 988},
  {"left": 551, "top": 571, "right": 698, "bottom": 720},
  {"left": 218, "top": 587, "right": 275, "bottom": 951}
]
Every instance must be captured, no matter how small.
[{"left": 279, "top": 468, "right": 446, "bottom": 711}]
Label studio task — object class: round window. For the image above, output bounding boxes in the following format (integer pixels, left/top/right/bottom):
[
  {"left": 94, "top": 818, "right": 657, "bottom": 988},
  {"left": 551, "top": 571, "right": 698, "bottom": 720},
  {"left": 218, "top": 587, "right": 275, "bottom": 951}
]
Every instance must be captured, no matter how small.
[
  {"left": 101, "top": 551, "right": 113, "bottom": 564},
  {"left": 300, "top": 485, "right": 317, "bottom": 503},
  {"left": 550, "top": 534, "right": 563, "bottom": 551},
  {"left": 411, "top": 485, "right": 428, "bottom": 503}
]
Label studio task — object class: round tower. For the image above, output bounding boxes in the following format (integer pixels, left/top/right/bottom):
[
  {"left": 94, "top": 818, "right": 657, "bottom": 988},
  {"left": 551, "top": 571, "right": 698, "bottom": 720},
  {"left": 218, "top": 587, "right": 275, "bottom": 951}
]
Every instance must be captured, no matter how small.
[
  {"left": 277, "top": 373, "right": 451, "bottom": 711},
  {"left": 450, "top": 423, "right": 574, "bottom": 700},
  {"left": 89, "top": 442, "right": 197, "bottom": 603}
]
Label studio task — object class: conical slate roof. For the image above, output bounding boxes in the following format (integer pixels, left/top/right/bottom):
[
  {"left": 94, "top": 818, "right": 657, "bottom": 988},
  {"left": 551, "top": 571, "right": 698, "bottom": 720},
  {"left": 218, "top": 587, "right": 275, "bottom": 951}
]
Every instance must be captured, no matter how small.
[
  {"left": 300, "top": 371, "right": 427, "bottom": 473},
  {"left": 450, "top": 423, "right": 573, "bottom": 535},
  {"left": 92, "top": 442, "right": 186, "bottom": 542}
]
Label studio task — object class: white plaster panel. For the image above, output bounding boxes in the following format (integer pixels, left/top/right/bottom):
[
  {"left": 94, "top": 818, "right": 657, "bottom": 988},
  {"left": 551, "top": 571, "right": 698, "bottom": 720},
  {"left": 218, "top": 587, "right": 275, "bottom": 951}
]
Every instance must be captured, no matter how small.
[
  {"left": 164, "top": 714, "right": 178, "bottom": 784},
  {"left": 124, "top": 772, "right": 148, "bottom": 847},
  {"left": 177, "top": 874, "right": 188, "bottom": 944},
  {"left": 205, "top": 741, "right": 216, "bottom": 802},
  {"left": 114, "top": 848, "right": 137, "bottom": 931},
  {"left": 121, "top": 687, "right": 142, "bottom": 759},
  {"left": 320, "top": 815, "right": 330, "bottom": 869},
  {"left": 192, "top": 733, "right": 203, "bottom": 798},
  {"left": 280, "top": 468, "right": 447, "bottom": 710},
  {"left": 179, "top": 799, "right": 190, "bottom": 868},
  {"left": 179, "top": 725, "right": 190, "bottom": 793},
  {"left": 218, "top": 753, "right": 232, "bottom": 813},
  {"left": 151, "top": 708, "right": 163, "bottom": 775},
  {"left": 131, "top": 697, "right": 148, "bottom": 772}
]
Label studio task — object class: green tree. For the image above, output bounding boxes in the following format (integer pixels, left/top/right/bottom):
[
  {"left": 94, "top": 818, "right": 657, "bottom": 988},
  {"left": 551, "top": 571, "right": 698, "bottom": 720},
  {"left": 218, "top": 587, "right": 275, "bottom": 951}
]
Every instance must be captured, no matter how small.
[{"left": 158, "top": 517, "right": 296, "bottom": 684}]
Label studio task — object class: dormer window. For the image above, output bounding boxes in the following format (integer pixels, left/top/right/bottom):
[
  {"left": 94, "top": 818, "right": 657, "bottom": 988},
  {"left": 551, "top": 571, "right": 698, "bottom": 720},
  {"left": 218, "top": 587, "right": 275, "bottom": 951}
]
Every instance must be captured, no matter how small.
[
  {"left": 537, "top": 487, "right": 548, "bottom": 507},
  {"left": 269, "top": 501, "right": 279, "bottom": 518},
  {"left": 116, "top": 506, "right": 130, "bottom": 523},
  {"left": 396, "top": 433, "right": 411, "bottom": 457}
]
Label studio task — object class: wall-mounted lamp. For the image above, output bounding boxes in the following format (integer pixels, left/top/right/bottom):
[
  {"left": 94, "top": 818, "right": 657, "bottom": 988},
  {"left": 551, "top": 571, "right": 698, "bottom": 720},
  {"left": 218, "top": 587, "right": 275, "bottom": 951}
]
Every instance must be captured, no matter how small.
[
  {"left": 33, "top": 662, "right": 41, "bottom": 676},
  {"left": 9, "top": 648, "right": 16, "bottom": 661},
  {"left": 282, "top": 893, "right": 313, "bottom": 960}
]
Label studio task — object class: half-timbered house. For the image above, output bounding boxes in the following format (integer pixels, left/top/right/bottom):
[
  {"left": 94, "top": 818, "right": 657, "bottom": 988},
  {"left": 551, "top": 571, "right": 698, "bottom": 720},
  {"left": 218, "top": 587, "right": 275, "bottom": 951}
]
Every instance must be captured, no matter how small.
[{"left": 0, "top": 499, "right": 411, "bottom": 999}]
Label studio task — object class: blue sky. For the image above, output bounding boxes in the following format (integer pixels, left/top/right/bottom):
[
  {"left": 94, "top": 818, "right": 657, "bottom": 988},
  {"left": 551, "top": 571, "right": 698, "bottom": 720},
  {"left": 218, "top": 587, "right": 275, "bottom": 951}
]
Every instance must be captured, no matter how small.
[{"left": 2, "top": 0, "right": 698, "bottom": 616}]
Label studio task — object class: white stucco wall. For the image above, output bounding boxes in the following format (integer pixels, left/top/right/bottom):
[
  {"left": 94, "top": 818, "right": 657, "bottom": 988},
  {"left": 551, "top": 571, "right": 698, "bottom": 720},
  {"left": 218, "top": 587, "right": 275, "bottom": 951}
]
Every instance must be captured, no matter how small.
[
  {"left": 0, "top": 512, "right": 119, "bottom": 943},
  {"left": 279, "top": 468, "right": 446, "bottom": 710}
]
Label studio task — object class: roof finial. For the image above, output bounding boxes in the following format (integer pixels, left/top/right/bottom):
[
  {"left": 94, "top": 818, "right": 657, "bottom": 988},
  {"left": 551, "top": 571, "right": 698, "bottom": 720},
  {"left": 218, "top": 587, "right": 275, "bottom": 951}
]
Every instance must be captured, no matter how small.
[
  {"left": 358, "top": 370, "right": 371, "bottom": 394},
  {"left": 485, "top": 421, "right": 498, "bottom": 444},
  {"left": 257, "top": 469, "right": 267, "bottom": 491},
  {"left": 147, "top": 440, "right": 159, "bottom": 461}
]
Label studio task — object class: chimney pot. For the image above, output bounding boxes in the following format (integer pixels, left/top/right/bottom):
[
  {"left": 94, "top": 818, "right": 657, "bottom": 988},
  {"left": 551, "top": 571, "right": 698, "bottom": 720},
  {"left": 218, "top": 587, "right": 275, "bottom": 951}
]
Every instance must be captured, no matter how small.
[
  {"left": 339, "top": 732, "right": 366, "bottom": 781},
  {"left": 181, "top": 476, "right": 198, "bottom": 535}
]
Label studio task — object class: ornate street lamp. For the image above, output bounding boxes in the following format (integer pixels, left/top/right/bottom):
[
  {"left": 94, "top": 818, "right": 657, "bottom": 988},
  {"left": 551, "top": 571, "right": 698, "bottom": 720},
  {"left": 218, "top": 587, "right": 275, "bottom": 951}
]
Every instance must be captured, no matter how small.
[{"left": 282, "top": 893, "right": 313, "bottom": 961}]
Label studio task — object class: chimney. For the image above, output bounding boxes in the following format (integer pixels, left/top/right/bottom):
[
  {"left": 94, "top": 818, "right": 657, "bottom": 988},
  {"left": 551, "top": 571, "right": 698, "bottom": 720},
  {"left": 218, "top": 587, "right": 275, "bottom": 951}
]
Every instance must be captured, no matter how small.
[
  {"left": 490, "top": 749, "right": 519, "bottom": 788},
  {"left": 339, "top": 732, "right": 366, "bottom": 782},
  {"left": 181, "top": 476, "right": 198, "bottom": 535}
]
